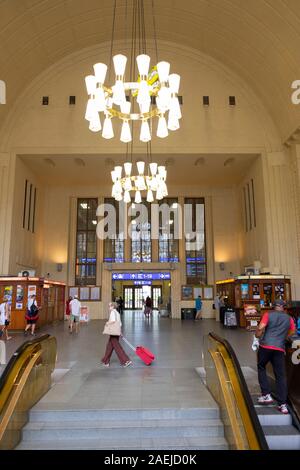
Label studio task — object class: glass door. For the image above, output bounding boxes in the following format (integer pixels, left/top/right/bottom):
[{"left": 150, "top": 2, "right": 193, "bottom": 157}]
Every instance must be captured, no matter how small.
[
  {"left": 124, "top": 287, "right": 133, "bottom": 309},
  {"left": 134, "top": 287, "right": 144, "bottom": 309},
  {"left": 151, "top": 286, "right": 162, "bottom": 309},
  {"left": 123, "top": 286, "right": 144, "bottom": 309}
]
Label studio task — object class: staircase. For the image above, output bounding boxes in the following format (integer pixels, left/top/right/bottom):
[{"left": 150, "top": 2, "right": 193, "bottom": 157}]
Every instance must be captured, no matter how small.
[
  {"left": 15, "top": 407, "right": 228, "bottom": 450},
  {"left": 254, "top": 402, "right": 300, "bottom": 450}
]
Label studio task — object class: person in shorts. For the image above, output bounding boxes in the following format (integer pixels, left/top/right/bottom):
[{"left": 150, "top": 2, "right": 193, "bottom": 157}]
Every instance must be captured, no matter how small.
[
  {"left": 0, "top": 298, "right": 8, "bottom": 338},
  {"left": 69, "top": 295, "right": 81, "bottom": 334},
  {"left": 24, "top": 295, "right": 40, "bottom": 336},
  {"left": 3, "top": 301, "right": 12, "bottom": 340}
]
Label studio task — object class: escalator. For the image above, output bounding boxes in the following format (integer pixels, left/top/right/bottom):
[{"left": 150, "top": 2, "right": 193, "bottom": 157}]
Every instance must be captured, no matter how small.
[
  {"left": 203, "top": 332, "right": 300, "bottom": 450},
  {"left": 0, "top": 334, "right": 56, "bottom": 449}
]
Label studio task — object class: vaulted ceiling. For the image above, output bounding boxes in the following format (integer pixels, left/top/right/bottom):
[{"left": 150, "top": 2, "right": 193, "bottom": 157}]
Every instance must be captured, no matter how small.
[{"left": 1, "top": 0, "right": 300, "bottom": 142}]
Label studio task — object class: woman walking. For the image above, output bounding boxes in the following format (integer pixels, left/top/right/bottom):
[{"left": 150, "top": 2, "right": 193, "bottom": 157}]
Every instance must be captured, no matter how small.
[
  {"left": 24, "top": 295, "right": 40, "bottom": 336},
  {"left": 101, "top": 302, "right": 132, "bottom": 368}
]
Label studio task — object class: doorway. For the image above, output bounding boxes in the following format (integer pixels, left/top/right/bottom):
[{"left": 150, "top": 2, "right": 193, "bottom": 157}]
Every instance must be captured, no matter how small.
[{"left": 123, "top": 285, "right": 162, "bottom": 309}]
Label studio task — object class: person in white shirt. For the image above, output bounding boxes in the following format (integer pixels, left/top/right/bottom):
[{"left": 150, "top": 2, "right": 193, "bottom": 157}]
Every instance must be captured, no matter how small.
[
  {"left": 0, "top": 299, "right": 8, "bottom": 338},
  {"left": 69, "top": 295, "right": 81, "bottom": 334},
  {"left": 101, "top": 302, "right": 132, "bottom": 368}
]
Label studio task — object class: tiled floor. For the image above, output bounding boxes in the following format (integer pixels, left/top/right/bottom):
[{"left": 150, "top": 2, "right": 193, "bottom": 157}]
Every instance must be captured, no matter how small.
[{"left": 1, "top": 311, "right": 260, "bottom": 410}]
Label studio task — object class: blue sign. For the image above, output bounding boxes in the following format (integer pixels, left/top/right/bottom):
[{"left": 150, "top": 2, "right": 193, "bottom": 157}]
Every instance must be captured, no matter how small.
[
  {"left": 134, "top": 281, "right": 152, "bottom": 286},
  {"left": 112, "top": 272, "right": 171, "bottom": 281}
]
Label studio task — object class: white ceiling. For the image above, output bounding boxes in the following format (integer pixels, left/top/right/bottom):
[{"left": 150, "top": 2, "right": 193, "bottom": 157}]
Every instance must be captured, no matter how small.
[
  {"left": 1, "top": 0, "right": 300, "bottom": 141},
  {"left": 19, "top": 153, "right": 258, "bottom": 187}
]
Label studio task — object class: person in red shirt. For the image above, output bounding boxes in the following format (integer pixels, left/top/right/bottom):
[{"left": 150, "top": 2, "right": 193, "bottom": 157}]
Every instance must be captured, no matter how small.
[{"left": 255, "top": 299, "right": 295, "bottom": 414}]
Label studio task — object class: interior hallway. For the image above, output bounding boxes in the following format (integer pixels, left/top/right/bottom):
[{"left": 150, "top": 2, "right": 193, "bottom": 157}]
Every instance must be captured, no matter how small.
[{"left": 2, "top": 312, "right": 260, "bottom": 411}]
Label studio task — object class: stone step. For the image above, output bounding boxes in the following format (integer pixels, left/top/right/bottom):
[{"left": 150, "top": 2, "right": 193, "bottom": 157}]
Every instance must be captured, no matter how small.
[
  {"left": 21, "top": 419, "right": 224, "bottom": 441},
  {"left": 29, "top": 407, "right": 219, "bottom": 422},
  {"left": 16, "top": 436, "right": 229, "bottom": 450},
  {"left": 263, "top": 425, "right": 300, "bottom": 450}
]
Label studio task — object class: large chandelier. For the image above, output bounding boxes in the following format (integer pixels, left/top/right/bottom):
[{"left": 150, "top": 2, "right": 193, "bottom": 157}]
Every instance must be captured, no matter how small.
[
  {"left": 111, "top": 160, "right": 167, "bottom": 203},
  {"left": 84, "top": 0, "right": 182, "bottom": 143}
]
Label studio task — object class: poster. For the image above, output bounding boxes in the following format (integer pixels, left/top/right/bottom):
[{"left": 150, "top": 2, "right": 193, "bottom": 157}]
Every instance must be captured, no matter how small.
[
  {"left": 244, "top": 304, "right": 258, "bottom": 316},
  {"left": 16, "top": 302, "right": 23, "bottom": 310},
  {"left": 28, "top": 285, "right": 37, "bottom": 297},
  {"left": 181, "top": 286, "right": 193, "bottom": 300},
  {"left": 4, "top": 286, "right": 13, "bottom": 302},
  {"left": 193, "top": 287, "right": 202, "bottom": 299},
  {"left": 203, "top": 286, "right": 213, "bottom": 300},
  {"left": 241, "top": 283, "right": 249, "bottom": 299},
  {"left": 80, "top": 287, "right": 89, "bottom": 301},
  {"left": 91, "top": 287, "right": 100, "bottom": 300},
  {"left": 16, "top": 285, "right": 24, "bottom": 302},
  {"left": 69, "top": 287, "right": 79, "bottom": 299},
  {"left": 80, "top": 306, "right": 89, "bottom": 322}
]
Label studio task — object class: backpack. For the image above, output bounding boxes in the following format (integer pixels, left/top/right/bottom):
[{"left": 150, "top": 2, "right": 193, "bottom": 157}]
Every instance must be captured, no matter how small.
[{"left": 30, "top": 303, "right": 38, "bottom": 316}]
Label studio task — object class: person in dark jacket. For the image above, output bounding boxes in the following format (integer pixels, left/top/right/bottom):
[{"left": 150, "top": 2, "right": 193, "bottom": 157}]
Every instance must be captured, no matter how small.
[{"left": 255, "top": 299, "right": 295, "bottom": 414}]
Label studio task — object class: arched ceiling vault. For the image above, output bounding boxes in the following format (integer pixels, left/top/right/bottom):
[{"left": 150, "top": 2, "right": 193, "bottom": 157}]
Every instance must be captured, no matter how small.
[{"left": 1, "top": 0, "right": 300, "bottom": 142}]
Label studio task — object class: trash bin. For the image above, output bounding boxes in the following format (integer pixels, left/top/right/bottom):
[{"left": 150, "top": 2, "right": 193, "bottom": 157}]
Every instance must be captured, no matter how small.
[{"left": 181, "top": 308, "right": 196, "bottom": 320}]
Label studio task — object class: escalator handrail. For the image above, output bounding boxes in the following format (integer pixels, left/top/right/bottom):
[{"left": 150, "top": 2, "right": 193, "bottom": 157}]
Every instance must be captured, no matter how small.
[
  {"left": 208, "top": 331, "right": 269, "bottom": 450},
  {"left": 0, "top": 334, "right": 50, "bottom": 395}
]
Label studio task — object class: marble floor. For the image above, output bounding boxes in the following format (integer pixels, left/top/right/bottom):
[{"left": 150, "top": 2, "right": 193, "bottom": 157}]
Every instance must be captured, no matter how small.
[{"left": 1, "top": 311, "right": 260, "bottom": 410}]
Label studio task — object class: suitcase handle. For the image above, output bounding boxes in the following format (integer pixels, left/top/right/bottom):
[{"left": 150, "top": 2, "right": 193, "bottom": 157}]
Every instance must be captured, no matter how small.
[{"left": 121, "top": 336, "right": 136, "bottom": 351}]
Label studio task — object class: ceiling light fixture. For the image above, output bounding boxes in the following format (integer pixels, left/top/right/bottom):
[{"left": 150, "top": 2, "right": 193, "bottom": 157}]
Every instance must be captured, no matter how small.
[{"left": 84, "top": 0, "right": 182, "bottom": 143}]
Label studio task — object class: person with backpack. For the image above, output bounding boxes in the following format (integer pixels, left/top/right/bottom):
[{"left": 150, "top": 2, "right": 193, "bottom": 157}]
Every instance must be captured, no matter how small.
[
  {"left": 0, "top": 298, "right": 8, "bottom": 339},
  {"left": 24, "top": 295, "right": 40, "bottom": 336}
]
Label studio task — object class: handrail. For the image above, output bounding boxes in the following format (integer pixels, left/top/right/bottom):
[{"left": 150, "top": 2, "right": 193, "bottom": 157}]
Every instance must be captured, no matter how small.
[
  {"left": 0, "top": 334, "right": 56, "bottom": 449},
  {"left": 205, "top": 332, "right": 269, "bottom": 450},
  {"left": 0, "top": 334, "right": 50, "bottom": 397}
]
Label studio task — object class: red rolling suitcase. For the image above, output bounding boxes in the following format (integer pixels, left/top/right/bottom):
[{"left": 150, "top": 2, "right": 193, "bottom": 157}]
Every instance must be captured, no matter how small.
[{"left": 121, "top": 337, "right": 155, "bottom": 366}]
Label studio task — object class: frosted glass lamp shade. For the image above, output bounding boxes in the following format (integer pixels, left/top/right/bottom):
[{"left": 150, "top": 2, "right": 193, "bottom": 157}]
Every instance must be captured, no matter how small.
[
  {"left": 114, "top": 166, "right": 122, "bottom": 179},
  {"left": 169, "top": 97, "right": 182, "bottom": 119},
  {"left": 137, "top": 161, "right": 145, "bottom": 175},
  {"left": 85, "top": 75, "right": 97, "bottom": 95},
  {"left": 85, "top": 99, "right": 97, "bottom": 121},
  {"left": 157, "top": 61, "right": 170, "bottom": 83},
  {"left": 93, "top": 63, "right": 107, "bottom": 83},
  {"left": 120, "top": 121, "right": 132, "bottom": 143},
  {"left": 102, "top": 117, "right": 114, "bottom": 139},
  {"left": 124, "top": 190, "right": 131, "bottom": 203},
  {"left": 168, "top": 113, "right": 180, "bottom": 131},
  {"left": 140, "top": 120, "right": 151, "bottom": 142},
  {"left": 137, "top": 54, "right": 151, "bottom": 76},
  {"left": 168, "top": 73, "right": 180, "bottom": 94},
  {"left": 124, "top": 177, "right": 133, "bottom": 191},
  {"left": 113, "top": 54, "right": 127, "bottom": 76},
  {"left": 111, "top": 170, "right": 117, "bottom": 183},
  {"left": 124, "top": 162, "right": 132, "bottom": 176},
  {"left": 157, "top": 116, "right": 169, "bottom": 138},
  {"left": 137, "top": 80, "right": 151, "bottom": 107},
  {"left": 135, "top": 191, "right": 142, "bottom": 204},
  {"left": 89, "top": 114, "right": 101, "bottom": 132},
  {"left": 94, "top": 87, "right": 106, "bottom": 112},
  {"left": 150, "top": 162, "right": 158, "bottom": 176},
  {"left": 146, "top": 189, "right": 154, "bottom": 203},
  {"left": 157, "top": 87, "right": 171, "bottom": 111},
  {"left": 136, "top": 176, "right": 146, "bottom": 191},
  {"left": 121, "top": 101, "right": 131, "bottom": 115},
  {"left": 115, "top": 192, "right": 123, "bottom": 202}
]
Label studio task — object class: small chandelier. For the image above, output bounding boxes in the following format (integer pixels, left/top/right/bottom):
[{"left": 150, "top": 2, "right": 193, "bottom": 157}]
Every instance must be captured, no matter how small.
[
  {"left": 84, "top": 0, "right": 182, "bottom": 143},
  {"left": 111, "top": 160, "right": 168, "bottom": 203}
]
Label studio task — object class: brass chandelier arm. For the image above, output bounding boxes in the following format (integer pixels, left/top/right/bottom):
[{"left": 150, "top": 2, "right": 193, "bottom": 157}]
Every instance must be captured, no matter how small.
[{"left": 108, "top": 107, "right": 161, "bottom": 121}]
